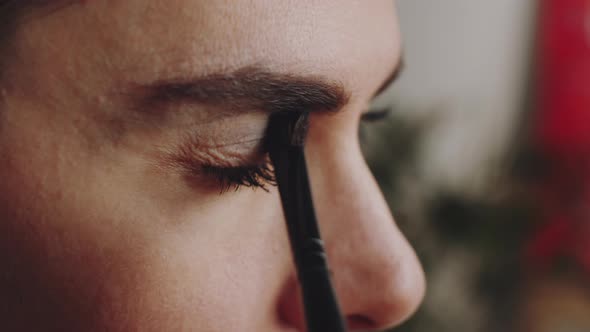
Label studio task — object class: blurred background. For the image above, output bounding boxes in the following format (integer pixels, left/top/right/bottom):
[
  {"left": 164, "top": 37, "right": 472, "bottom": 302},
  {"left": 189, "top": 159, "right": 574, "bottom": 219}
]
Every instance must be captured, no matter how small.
[{"left": 361, "top": 0, "right": 590, "bottom": 331}]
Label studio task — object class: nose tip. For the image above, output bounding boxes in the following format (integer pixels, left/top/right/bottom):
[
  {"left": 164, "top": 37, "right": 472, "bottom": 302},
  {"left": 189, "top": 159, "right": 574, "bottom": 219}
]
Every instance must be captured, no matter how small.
[
  {"left": 277, "top": 255, "right": 425, "bottom": 331},
  {"left": 366, "top": 257, "right": 426, "bottom": 329},
  {"left": 331, "top": 236, "right": 426, "bottom": 331}
]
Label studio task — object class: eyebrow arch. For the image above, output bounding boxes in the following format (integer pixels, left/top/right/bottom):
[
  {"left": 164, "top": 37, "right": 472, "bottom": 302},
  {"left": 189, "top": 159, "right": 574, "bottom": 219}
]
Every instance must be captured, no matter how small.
[
  {"left": 372, "top": 56, "right": 405, "bottom": 99},
  {"left": 131, "top": 66, "right": 351, "bottom": 118}
]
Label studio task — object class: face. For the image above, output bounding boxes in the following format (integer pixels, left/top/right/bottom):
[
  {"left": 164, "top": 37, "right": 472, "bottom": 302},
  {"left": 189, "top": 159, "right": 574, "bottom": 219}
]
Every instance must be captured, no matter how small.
[{"left": 0, "top": 1, "right": 424, "bottom": 331}]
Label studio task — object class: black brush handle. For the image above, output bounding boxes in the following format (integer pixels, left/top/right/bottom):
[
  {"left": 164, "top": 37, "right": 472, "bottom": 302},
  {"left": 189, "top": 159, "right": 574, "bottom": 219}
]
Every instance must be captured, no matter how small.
[
  {"left": 267, "top": 112, "right": 347, "bottom": 332},
  {"left": 299, "top": 238, "right": 347, "bottom": 332}
]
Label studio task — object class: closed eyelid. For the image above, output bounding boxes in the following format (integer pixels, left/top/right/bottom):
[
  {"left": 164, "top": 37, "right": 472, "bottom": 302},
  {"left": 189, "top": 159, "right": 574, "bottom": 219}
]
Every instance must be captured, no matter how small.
[
  {"left": 159, "top": 138, "right": 275, "bottom": 193},
  {"left": 162, "top": 129, "right": 268, "bottom": 170}
]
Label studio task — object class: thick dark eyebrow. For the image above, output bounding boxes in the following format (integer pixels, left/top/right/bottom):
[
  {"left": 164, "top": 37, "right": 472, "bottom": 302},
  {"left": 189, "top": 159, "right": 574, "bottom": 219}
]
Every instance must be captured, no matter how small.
[
  {"left": 129, "top": 59, "right": 403, "bottom": 119},
  {"left": 131, "top": 66, "right": 350, "bottom": 117}
]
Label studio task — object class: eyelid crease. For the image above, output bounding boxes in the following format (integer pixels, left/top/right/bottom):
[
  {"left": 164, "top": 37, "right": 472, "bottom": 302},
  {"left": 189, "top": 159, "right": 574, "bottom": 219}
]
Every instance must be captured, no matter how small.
[
  {"left": 163, "top": 129, "right": 269, "bottom": 174},
  {"left": 192, "top": 137, "right": 265, "bottom": 149}
]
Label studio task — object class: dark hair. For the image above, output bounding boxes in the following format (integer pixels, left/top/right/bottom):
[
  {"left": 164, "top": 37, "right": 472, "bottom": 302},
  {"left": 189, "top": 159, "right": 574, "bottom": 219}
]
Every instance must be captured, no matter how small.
[
  {"left": 0, "top": 1, "right": 27, "bottom": 46},
  {"left": 0, "top": 1, "right": 49, "bottom": 34},
  {"left": 0, "top": 2, "right": 39, "bottom": 67},
  {"left": 0, "top": 1, "right": 75, "bottom": 31},
  {"left": 0, "top": 1, "right": 24, "bottom": 77},
  {"left": 0, "top": 1, "right": 71, "bottom": 77}
]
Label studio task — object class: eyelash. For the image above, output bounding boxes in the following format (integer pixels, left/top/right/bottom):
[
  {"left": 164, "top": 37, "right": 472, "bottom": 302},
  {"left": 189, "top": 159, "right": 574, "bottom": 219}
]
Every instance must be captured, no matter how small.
[
  {"left": 197, "top": 107, "right": 391, "bottom": 193},
  {"left": 202, "top": 163, "right": 276, "bottom": 193}
]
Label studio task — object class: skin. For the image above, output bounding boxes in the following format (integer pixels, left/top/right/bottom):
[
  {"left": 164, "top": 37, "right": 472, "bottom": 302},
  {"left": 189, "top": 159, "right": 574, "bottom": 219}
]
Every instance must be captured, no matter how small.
[{"left": 0, "top": 1, "right": 425, "bottom": 331}]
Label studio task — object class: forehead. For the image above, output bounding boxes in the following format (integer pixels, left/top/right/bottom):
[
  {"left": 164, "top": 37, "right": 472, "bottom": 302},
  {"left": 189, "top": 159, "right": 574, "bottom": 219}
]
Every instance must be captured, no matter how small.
[{"left": 16, "top": 0, "right": 400, "bottom": 101}]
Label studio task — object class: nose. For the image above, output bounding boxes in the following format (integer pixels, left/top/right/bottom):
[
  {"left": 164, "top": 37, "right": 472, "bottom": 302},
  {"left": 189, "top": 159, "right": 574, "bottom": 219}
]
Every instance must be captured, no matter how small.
[{"left": 278, "top": 113, "right": 425, "bottom": 331}]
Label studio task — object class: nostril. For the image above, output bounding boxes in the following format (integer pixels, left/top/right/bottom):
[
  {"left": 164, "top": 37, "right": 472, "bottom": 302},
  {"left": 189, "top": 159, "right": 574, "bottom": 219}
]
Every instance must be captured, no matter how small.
[{"left": 346, "top": 314, "right": 376, "bottom": 331}]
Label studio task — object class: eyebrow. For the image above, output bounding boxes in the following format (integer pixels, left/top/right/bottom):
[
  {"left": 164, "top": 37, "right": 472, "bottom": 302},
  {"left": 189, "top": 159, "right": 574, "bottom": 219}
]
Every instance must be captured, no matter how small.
[
  {"left": 373, "top": 57, "right": 405, "bottom": 99},
  {"left": 131, "top": 60, "right": 402, "bottom": 118}
]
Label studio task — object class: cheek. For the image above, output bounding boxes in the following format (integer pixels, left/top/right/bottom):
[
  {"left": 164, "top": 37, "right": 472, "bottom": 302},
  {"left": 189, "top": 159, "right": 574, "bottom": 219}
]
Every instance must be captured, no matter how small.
[
  {"left": 0, "top": 183, "right": 288, "bottom": 330},
  {"left": 100, "top": 218, "right": 285, "bottom": 330},
  {"left": 88, "top": 191, "right": 291, "bottom": 331}
]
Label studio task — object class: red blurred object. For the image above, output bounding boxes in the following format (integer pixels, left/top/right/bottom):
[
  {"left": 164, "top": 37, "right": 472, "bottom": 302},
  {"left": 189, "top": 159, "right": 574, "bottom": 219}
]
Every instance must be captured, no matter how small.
[
  {"left": 528, "top": 0, "right": 590, "bottom": 271},
  {"left": 525, "top": 216, "right": 571, "bottom": 268},
  {"left": 536, "top": 0, "right": 590, "bottom": 153}
]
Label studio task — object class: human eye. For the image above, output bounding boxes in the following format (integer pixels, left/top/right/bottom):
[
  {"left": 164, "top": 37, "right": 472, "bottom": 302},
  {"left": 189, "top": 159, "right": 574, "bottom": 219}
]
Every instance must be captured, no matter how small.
[
  {"left": 361, "top": 107, "right": 392, "bottom": 123},
  {"left": 163, "top": 127, "right": 277, "bottom": 193},
  {"left": 162, "top": 106, "right": 390, "bottom": 194},
  {"left": 171, "top": 149, "right": 276, "bottom": 194},
  {"left": 359, "top": 106, "right": 393, "bottom": 145}
]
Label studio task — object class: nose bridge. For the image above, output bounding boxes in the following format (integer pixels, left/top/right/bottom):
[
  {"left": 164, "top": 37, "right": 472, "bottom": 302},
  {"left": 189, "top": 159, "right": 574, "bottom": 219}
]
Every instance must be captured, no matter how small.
[{"left": 304, "top": 127, "right": 425, "bottom": 329}]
